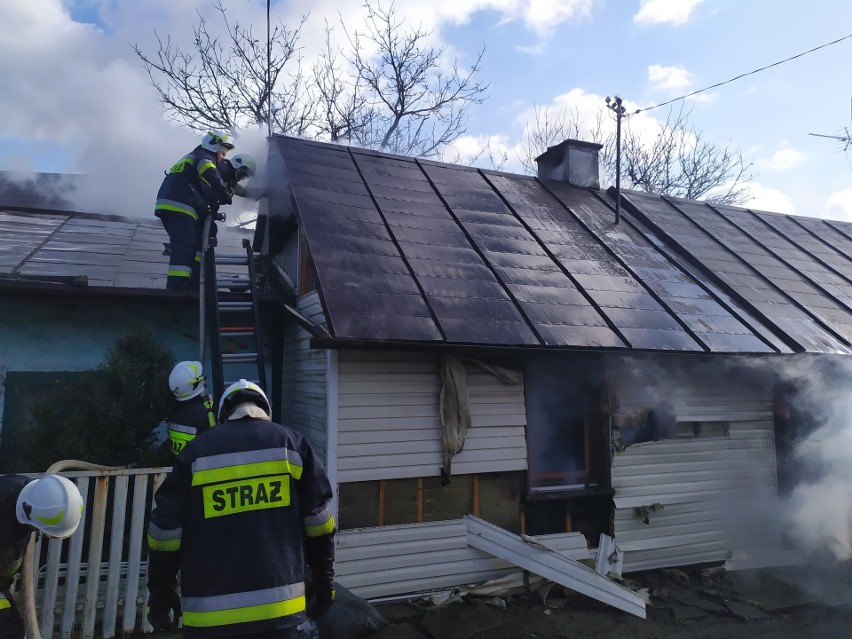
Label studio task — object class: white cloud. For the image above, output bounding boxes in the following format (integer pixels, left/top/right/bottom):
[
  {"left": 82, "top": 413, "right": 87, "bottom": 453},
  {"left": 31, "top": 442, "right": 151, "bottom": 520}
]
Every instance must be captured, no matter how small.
[
  {"left": 647, "top": 64, "right": 692, "bottom": 91},
  {"left": 758, "top": 145, "right": 806, "bottom": 172},
  {"left": 743, "top": 183, "right": 796, "bottom": 214},
  {"left": 427, "top": 0, "right": 597, "bottom": 37},
  {"left": 0, "top": 0, "right": 204, "bottom": 217},
  {"left": 634, "top": 0, "right": 704, "bottom": 25},
  {"left": 825, "top": 189, "right": 852, "bottom": 222}
]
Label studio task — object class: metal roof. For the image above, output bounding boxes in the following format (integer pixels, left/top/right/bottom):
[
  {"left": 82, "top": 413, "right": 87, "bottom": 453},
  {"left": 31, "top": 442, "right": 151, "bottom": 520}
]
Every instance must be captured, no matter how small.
[
  {"left": 272, "top": 135, "right": 852, "bottom": 355},
  {"left": 0, "top": 173, "right": 250, "bottom": 292}
]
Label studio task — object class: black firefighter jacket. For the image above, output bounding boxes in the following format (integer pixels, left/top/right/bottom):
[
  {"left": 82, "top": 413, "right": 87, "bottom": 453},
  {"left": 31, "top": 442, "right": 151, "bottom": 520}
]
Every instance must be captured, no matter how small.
[
  {"left": 155, "top": 146, "right": 231, "bottom": 222},
  {"left": 147, "top": 417, "right": 336, "bottom": 639},
  {"left": 164, "top": 394, "right": 216, "bottom": 456},
  {"left": 0, "top": 475, "right": 32, "bottom": 638}
]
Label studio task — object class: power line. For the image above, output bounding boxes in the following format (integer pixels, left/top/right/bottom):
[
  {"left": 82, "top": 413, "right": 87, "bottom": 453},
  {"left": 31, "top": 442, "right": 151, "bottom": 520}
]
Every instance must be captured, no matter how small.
[{"left": 639, "top": 32, "right": 852, "bottom": 113}]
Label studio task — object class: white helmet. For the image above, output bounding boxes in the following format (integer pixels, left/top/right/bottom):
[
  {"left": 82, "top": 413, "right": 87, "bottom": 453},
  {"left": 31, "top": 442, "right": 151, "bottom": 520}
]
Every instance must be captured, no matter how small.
[
  {"left": 169, "top": 361, "right": 206, "bottom": 401},
  {"left": 16, "top": 475, "right": 84, "bottom": 539},
  {"left": 218, "top": 379, "right": 271, "bottom": 422},
  {"left": 201, "top": 130, "right": 235, "bottom": 153},
  {"left": 229, "top": 153, "right": 257, "bottom": 178}
]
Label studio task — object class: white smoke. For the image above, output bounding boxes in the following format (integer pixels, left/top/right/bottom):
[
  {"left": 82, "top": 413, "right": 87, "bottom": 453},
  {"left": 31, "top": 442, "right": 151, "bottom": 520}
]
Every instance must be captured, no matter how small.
[{"left": 766, "top": 355, "right": 852, "bottom": 560}]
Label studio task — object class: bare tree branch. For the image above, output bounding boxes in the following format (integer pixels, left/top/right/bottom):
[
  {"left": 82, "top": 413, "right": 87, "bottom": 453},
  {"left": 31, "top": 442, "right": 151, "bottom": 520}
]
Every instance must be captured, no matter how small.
[
  {"left": 133, "top": 2, "right": 310, "bottom": 135},
  {"left": 338, "top": 1, "right": 489, "bottom": 158},
  {"left": 520, "top": 102, "right": 755, "bottom": 205}
]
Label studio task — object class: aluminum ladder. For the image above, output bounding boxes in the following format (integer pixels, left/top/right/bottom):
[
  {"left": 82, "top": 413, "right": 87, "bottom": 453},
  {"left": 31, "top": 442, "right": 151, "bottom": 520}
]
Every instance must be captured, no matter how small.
[{"left": 202, "top": 237, "right": 267, "bottom": 400}]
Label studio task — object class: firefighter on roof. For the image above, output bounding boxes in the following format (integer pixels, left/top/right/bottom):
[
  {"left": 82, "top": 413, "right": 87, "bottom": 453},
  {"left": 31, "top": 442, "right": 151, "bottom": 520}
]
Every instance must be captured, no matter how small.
[
  {"left": 155, "top": 130, "right": 235, "bottom": 290},
  {"left": 146, "top": 380, "right": 336, "bottom": 639},
  {"left": 163, "top": 361, "right": 216, "bottom": 456},
  {"left": 0, "top": 474, "right": 84, "bottom": 639}
]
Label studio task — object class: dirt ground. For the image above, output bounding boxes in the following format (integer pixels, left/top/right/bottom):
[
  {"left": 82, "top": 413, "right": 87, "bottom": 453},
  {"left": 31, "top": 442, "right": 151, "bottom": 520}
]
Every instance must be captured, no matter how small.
[
  {"left": 147, "top": 561, "right": 852, "bottom": 639},
  {"left": 369, "top": 561, "right": 852, "bottom": 639}
]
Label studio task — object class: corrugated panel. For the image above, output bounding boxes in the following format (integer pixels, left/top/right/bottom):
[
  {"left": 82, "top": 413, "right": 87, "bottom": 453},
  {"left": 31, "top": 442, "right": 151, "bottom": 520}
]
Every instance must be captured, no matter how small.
[
  {"left": 467, "top": 516, "right": 645, "bottom": 617},
  {"left": 610, "top": 366, "right": 783, "bottom": 573},
  {"left": 568, "top": 189, "right": 773, "bottom": 352},
  {"left": 754, "top": 210, "right": 852, "bottom": 288},
  {"left": 281, "top": 292, "right": 328, "bottom": 456},
  {"left": 355, "top": 153, "right": 538, "bottom": 346},
  {"left": 419, "top": 163, "right": 619, "bottom": 348},
  {"left": 276, "top": 137, "right": 442, "bottom": 342},
  {"left": 623, "top": 192, "right": 851, "bottom": 353},
  {"left": 709, "top": 203, "right": 852, "bottom": 339},
  {"left": 335, "top": 519, "right": 591, "bottom": 599},
  {"left": 0, "top": 208, "right": 248, "bottom": 289},
  {"left": 490, "top": 173, "right": 702, "bottom": 351},
  {"left": 0, "top": 210, "right": 68, "bottom": 272},
  {"left": 336, "top": 351, "right": 527, "bottom": 482}
]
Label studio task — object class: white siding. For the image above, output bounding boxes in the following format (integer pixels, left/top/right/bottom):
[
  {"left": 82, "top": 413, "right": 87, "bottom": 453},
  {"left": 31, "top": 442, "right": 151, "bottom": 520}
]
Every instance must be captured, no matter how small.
[
  {"left": 281, "top": 292, "right": 329, "bottom": 457},
  {"left": 611, "top": 370, "right": 783, "bottom": 573},
  {"left": 337, "top": 351, "right": 527, "bottom": 482},
  {"left": 336, "top": 520, "right": 590, "bottom": 599}
]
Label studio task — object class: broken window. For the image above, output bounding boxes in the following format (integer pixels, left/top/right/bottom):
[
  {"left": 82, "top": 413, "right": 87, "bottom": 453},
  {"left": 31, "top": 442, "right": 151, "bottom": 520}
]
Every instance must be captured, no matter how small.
[{"left": 524, "top": 356, "right": 607, "bottom": 493}]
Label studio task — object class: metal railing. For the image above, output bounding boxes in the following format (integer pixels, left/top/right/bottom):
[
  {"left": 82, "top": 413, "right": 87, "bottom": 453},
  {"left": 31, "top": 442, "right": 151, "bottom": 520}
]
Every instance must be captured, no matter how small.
[{"left": 21, "top": 467, "right": 169, "bottom": 639}]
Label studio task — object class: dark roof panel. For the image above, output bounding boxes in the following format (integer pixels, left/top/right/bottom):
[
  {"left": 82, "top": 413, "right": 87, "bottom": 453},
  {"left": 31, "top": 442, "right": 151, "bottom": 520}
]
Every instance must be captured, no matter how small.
[
  {"left": 622, "top": 191, "right": 851, "bottom": 354},
  {"left": 271, "top": 135, "right": 852, "bottom": 354}
]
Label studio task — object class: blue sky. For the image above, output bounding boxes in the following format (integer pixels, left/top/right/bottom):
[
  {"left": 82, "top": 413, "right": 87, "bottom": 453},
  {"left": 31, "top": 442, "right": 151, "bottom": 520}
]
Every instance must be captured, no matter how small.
[{"left": 2, "top": 0, "right": 851, "bottom": 219}]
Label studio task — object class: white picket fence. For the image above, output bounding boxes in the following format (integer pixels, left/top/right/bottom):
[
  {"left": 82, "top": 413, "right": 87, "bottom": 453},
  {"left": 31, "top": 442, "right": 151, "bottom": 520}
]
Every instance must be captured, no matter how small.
[{"left": 22, "top": 468, "right": 169, "bottom": 639}]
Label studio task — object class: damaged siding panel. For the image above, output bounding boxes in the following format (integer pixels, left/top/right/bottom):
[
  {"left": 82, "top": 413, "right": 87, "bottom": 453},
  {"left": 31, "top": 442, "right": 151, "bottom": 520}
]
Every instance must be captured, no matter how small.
[
  {"left": 282, "top": 291, "right": 328, "bottom": 456},
  {"left": 612, "top": 405, "right": 779, "bottom": 571},
  {"left": 611, "top": 368, "right": 778, "bottom": 573},
  {"left": 336, "top": 520, "right": 508, "bottom": 598},
  {"left": 336, "top": 520, "right": 590, "bottom": 599},
  {"left": 337, "top": 352, "right": 527, "bottom": 482}
]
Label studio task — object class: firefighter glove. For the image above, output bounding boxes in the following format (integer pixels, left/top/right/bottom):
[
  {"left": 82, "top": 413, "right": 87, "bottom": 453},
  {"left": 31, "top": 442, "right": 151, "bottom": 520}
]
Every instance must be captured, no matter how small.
[{"left": 147, "top": 587, "right": 181, "bottom": 630}]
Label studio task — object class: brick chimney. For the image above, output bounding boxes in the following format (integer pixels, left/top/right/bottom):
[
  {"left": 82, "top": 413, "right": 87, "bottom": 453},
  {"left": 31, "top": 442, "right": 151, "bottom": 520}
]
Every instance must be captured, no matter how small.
[{"left": 535, "top": 139, "right": 602, "bottom": 188}]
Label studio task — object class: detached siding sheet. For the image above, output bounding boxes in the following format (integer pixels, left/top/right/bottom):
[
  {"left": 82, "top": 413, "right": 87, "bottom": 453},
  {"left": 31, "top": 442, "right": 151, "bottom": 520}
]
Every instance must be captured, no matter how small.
[
  {"left": 336, "top": 520, "right": 590, "bottom": 599},
  {"left": 282, "top": 292, "right": 328, "bottom": 457},
  {"left": 337, "top": 352, "right": 527, "bottom": 482},
  {"left": 611, "top": 373, "right": 781, "bottom": 573}
]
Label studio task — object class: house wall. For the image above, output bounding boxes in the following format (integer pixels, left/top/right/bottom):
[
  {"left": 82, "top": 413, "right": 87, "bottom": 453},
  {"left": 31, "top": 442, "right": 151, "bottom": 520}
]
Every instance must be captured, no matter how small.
[
  {"left": 0, "top": 299, "right": 199, "bottom": 436},
  {"left": 609, "top": 360, "right": 782, "bottom": 572},
  {"left": 336, "top": 350, "right": 527, "bottom": 483},
  {"left": 0, "top": 300, "right": 198, "bottom": 372},
  {"left": 280, "top": 291, "right": 329, "bottom": 457}
]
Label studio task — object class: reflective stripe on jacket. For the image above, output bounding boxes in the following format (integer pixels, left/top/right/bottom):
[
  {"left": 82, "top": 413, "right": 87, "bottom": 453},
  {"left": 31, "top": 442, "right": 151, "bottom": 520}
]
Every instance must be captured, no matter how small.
[
  {"left": 154, "top": 146, "right": 231, "bottom": 221},
  {"left": 165, "top": 395, "right": 216, "bottom": 456},
  {"left": 147, "top": 418, "right": 335, "bottom": 639}
]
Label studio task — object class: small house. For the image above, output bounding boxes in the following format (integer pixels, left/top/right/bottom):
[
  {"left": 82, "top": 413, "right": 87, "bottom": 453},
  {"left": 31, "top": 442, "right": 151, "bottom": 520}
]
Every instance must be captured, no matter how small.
[{"left": 257, "top": 135, "right": 851, "bottom": 600}]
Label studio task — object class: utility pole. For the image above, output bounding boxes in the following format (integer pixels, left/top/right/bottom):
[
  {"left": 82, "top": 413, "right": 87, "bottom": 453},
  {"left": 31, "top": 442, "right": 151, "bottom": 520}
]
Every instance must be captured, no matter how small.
[
  {"left": 605, "top": 96, "right": 635, "bottom": 224},
  {"left": 266, "top": 0, "right": 272, "bottom": 140}
]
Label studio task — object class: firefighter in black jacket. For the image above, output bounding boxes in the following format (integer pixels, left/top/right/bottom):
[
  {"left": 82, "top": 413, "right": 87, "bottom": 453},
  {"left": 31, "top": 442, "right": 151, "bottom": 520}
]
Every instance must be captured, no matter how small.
[
  {"left": 1, "top": 474, "right": 84, "bottom": 639},
  {"left": 147, "top": 379, "right": 336, "bottom": 639},
  {"left": 155, "top": 130, "right": 235, "bottom": 290},
  {"left": 164, "top": 361, "right": 216, "bottom": 456}
]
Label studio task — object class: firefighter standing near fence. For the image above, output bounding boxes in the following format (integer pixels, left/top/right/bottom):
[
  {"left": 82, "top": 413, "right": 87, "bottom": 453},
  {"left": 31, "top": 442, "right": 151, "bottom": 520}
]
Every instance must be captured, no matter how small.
[
  {"left": 146, "top": 380, "right": 336, "bottom": 639},
  {"left": 163, "top": 361, "right": 216, "bottom": 456},
  {"left": 0, "top": 474, "right": 84, "bottom": 639}
]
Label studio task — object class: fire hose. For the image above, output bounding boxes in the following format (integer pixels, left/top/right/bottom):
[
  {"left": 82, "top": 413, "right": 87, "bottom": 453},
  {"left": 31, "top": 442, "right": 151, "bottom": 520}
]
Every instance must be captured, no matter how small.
[{"left": 21, "top": 460, "right": 125, "bottom": 639}]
